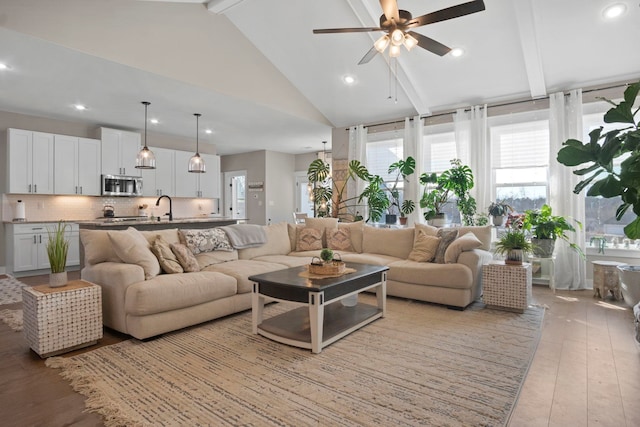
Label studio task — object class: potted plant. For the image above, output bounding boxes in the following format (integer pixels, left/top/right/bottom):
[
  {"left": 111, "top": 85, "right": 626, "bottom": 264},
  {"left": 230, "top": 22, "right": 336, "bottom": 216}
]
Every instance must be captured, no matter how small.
[
  {"left": 488, "top": 200, "right": 513, "bottom": 226},
  {"left": 522, "top": 204, "right": 584, "bottom": 258},
  {"left": 383, "top": 157, "right": 415, "bottom": 224},
  {"left": 46, "top": 221, "right": 70, "bottom": 288},
  {"left": 494, "top": 228, "right": 534, "bottom": 265},
  {"left": 399, "top": 199, "right": 415, "bottom": 225},
  {"left": 557, "top": 81, "right": 640, "bottom": 239}
]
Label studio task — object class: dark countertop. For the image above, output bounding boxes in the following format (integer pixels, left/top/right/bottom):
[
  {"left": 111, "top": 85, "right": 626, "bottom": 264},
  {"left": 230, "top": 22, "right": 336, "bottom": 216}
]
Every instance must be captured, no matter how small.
[{"left": 4, "top": 217, "right": 245, "bottom": 226}]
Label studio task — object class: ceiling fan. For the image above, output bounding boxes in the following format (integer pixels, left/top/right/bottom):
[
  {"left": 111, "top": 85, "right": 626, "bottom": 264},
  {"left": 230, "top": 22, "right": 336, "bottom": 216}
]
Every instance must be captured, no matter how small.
[{"left": 313, "top": 0, "right": 485, "bottom": 64}]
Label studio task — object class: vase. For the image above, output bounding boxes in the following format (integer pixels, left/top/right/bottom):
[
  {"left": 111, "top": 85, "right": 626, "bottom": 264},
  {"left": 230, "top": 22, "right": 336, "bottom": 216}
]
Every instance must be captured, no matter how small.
[
  {"left": 341, "top": 294, "right": 358, "bottom": 307},
  {"left": 492, "top": 215, "right": 504, "bottom": 226},
  {"left": 399, "top": 217, "right": 408, "bottom": 226},
  {"left": 385, "top": 214, "right": 397, "bottom": 225},
  {"left": 532, "top": 238, "right": 555, "bottom": 258},
  {"left": 429, "top": 214, "right": 448, "bottom": 227},
  {"left": 49, "top": 271, "right": 68, "bottom": 288},
  {"left": 505, "top": 249, "right": 523, "bottom": 265}
]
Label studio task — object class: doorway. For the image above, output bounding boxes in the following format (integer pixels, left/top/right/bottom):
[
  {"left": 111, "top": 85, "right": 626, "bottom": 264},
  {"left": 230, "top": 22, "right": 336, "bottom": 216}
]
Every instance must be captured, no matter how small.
[
  {"left": 224, "top": 170, "right": 246, "bottom": 221},
  {"left": 294, "top": 171, "right": 314, "bottom": 217}
]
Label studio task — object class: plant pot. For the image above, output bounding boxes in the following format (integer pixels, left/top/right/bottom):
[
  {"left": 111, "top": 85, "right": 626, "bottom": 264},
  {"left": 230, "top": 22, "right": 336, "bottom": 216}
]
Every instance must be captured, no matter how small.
[
  {"left": 341, "top": 294, "right": 358, "bottom": 307},
  {"left": 492, "top": 215, "right": 505, "bottom": 227},
  {"left": 49, "top": 271, "right": 68, "bottom": 288},
  {"left": 399, "top": 216, "right": 408, "bottom": 226},
  {"left": 429, "top": 214, "right": 448, "bottom": 227},
  {"left": 532, "top": 238, "right": 555, "bottom": 258},
  {"left": 505, "top": 249, "right": 524, "bottom": 265},
  {"left": 385, "top": 214, "right": 397, "bottom": 225}
]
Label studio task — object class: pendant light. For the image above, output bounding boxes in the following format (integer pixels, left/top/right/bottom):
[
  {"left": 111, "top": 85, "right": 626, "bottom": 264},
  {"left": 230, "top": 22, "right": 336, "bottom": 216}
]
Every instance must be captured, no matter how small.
[
  {"left": 188, "top": 113, "right": 206, "bottom": 173},
  {"left": 135, "top": 101, "right": 156, "bottom": 169}
]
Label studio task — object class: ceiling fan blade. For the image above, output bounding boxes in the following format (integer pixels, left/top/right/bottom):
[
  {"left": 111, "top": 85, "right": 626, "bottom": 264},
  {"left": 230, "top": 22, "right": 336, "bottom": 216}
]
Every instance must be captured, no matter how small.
[
  {"left": 358, "top": 46, "right": 379, "bottom": 65},
  {"left": 379, "top": 0, "right": 400, "bottom": 22},
  {"left": 406, "top": 0, "right": 485, "bottom": 28},
  {"left": 407, "top": 31, "right": 451, "bottom": 56},
  {"left": 313, "top": 27, "right": 382, "bottom": 34}
]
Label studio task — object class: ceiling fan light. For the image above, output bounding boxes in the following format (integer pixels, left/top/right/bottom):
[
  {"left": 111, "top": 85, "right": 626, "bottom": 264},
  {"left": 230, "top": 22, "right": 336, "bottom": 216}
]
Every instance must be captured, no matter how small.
[
  {"left": 389, "top": 44, "right": 401, "bottom": 58},
  {"left": 390, "top": 29, "right": 405, "bottom": 46},
  {"left": 403, "top": 34, "right": 418, "bottom": 51},
  {"left": 374, "top": 34, "right": 390, "bottom": 53}
]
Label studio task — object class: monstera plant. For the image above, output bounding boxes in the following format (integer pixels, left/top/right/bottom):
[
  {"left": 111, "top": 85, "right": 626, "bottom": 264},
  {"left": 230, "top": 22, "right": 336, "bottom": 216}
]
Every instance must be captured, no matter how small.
[{"left": 556, "top": 81, "right": 640, "bottom": 239}]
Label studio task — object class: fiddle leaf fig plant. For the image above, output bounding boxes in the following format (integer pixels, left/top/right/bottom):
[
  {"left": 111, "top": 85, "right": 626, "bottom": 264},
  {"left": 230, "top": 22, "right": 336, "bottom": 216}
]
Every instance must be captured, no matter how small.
[{"left": 556, "top": 81, "right": 640, "bottom": 239}]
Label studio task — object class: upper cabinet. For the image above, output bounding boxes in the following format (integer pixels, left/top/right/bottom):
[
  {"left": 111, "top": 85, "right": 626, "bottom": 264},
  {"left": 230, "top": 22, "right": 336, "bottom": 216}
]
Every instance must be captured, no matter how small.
[
  {"left": 174, "top": 151, "right": 221, "bottom": 198},
  {"left": 141, "top": 147, "right": 175, "bottom": 197},
  {"left": 54, "top": 135, "right": 101, "bottom": 195},
  {"left": 7, "top": 129, "right": 54, "bottom": 194},
  {"left": 100, "top": 127, "right": 141, "bottom": 176}
]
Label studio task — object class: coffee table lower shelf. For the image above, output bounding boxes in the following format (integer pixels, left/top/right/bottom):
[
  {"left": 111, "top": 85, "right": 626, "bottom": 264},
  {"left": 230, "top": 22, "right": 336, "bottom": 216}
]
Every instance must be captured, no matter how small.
[{"left": 258, "top": 302, "right": 382, "bottom": 350}]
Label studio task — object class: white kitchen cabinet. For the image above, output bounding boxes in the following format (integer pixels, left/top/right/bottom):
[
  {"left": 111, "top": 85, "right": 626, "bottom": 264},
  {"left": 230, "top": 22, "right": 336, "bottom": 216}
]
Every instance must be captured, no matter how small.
[
  {"left": 100, "top": 127, "right": 141, "bottom": 176},
  {"left": 7, "top": 128, "right": 54, "bottom": 194},
  {"left": 6, "top": 223, "right": 80, "bottom": 276},
  {"left": 142, "top": 147, "right": 175, "bottom": 197},
  {"left": 54, "top": 135, "right": 101, "bottom": 195},
  {"left": 174, "top": 150, "right": 220, "bottom": 198}
]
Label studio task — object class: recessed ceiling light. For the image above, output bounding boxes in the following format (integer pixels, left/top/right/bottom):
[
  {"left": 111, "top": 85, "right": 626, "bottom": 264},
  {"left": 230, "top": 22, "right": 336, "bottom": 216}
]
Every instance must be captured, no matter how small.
[
  {"left": 205, "top": 129, "right": 212, "bottom": 134},
  {"left": 74, "top": 104, "right": 86, "bottom": 111},
  {"left": 450, "top": 47, "right": 465, "bottom": 57},
  {"left": 150, "top": 118, "right": 159, "bottom": 124},
  {"left": 342, "top": 75, "right": 356, "bottom": 85},
  {"left": 0, "top": 63, "right": 8, "bottom": 70},
  {"left": 603, "top": 3, "right": 627, "bottom": 19}
]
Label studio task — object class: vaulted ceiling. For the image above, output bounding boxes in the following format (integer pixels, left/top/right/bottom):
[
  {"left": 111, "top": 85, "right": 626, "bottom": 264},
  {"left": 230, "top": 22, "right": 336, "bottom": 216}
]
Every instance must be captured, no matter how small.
[{"left": 0, "top": 0, "right": 638, "bottom": 155}]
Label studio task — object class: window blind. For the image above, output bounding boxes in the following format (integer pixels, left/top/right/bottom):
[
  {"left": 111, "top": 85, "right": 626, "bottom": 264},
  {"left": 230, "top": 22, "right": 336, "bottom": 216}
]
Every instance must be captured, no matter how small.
[
  {"left": 491, "top": 120, "right": 549, "bottom": 168},
  {"left": 366, "top": 138, "right": 402, "bottom": 181}
]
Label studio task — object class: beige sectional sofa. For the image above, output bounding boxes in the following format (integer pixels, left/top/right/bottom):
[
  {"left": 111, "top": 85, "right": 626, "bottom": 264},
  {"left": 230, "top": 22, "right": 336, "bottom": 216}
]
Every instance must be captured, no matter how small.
[{"left": 80, "top": 221, "right": 493, "bottom": 340}]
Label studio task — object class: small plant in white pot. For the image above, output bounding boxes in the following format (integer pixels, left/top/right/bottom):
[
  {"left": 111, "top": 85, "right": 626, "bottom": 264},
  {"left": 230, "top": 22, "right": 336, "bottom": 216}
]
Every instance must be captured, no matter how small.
[{"left": 47, "top": 221, "right": 70, "bottom": 288}]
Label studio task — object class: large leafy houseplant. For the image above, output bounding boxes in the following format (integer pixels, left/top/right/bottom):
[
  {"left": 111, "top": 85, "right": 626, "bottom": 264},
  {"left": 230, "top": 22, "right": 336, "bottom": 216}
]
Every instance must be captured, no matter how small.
[
  {"left": 383, "top": 157, "right": 415, "bottom": 220},
  {"left": 522, "top": 204, "right": 584, "bottom": 258},
  {"left": 556, "top": 81, "right": 640, "bottom": 239}
]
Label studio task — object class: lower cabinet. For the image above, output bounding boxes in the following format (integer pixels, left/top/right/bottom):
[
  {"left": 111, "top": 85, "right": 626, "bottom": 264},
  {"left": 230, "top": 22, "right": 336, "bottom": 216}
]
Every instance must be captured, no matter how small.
[{"left": 6, "top": 223, "right": 80, "bottom": 276}]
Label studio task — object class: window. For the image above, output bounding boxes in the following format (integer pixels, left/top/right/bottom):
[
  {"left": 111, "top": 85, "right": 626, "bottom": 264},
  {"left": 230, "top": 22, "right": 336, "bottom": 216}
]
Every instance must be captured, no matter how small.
[
  {"left": 366, "top": 134, "right": 403, "bottom": 222},
  {"left": 490, "top": 118, "right": 549, "bottom": 214},
  {"left": 421, "top": 128, "right": 460, "bottom": 223}
]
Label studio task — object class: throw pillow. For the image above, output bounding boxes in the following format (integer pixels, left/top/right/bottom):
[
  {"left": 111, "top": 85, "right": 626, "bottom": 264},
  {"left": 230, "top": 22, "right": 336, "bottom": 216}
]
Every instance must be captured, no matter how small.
[
  {"left": 179, "top": 228, "right": 233, "bottom": 254},
  {"left": 150, "top": 236, "right": 183, "bottom": 274},
  {"left": 444, "top": 232, "right": 484, "bottom": 263},
  {"left": 305, "top": 217, "right": 338, "bottom": 246},
  {"left": 337, "top": 221, "right": 364, "bottom": 253},
  {"left": 434, "top": 228, "right": 459, "bottom": 264},
  {"left": 327, "top": 228, "right": 354, "bottom": 252},
  {"left": 108, "top": 227, "right": 161, "bottom": 279},
  {"left": 80, "top": 229, "right": 121, "bottom": 265},
  {"left": 296, "top": 228, "right": 323, "bottom": 251},
  {"left": 170, "top": 243, "right": 200, "bottom": 272},
  {"left": 408, "top": 231, "right": 441, "bottom": 262}
]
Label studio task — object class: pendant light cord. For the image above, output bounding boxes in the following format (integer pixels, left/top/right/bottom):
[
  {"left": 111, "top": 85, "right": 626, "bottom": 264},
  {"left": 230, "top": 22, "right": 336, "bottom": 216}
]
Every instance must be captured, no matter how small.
[
  {"left": 195, "top": 113, "right": 201, "bottom": 154},
  {"left": 142, "top": 101, "right": 150, "bottom": 149}
]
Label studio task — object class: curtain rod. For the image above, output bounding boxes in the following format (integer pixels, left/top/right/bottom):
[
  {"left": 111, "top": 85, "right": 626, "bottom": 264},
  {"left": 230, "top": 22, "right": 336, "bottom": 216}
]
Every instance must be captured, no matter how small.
[{"left": 347, "top": 81, "right": 634, "bottom": 131}]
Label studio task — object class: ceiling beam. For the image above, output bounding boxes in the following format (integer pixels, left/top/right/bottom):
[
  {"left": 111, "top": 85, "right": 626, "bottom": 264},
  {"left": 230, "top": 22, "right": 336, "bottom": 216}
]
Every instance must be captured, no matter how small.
[
  {"left": 513, "top": 0, "right": 547, "bottom": 98},
  {"left": 206, "top": 0, "right": 244, "bottom": 14}
]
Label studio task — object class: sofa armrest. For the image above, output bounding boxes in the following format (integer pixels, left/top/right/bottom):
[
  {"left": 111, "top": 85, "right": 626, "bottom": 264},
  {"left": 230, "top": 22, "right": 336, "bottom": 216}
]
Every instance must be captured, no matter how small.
[{"left": 457, "top": 249, "right": 493, "bottom": 300}]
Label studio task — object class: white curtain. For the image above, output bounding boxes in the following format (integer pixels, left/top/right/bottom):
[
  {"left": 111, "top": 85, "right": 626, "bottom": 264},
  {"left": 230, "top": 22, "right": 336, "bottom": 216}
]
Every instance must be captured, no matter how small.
[
  {"left": 454, "top": 105, "right": 489, "bottom": 220},
  {"left": 549, "top": 90, "right": 587, "bottom": 290},
  {"left": 403, "top": 115, "right": 424, "bottom": 225},
  {"left": 348, "top": 125, "right": 367, "bottom": 220}
]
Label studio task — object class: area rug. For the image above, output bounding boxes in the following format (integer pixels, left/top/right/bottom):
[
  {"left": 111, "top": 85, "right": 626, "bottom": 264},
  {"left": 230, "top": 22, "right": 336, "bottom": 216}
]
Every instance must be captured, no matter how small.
[
  {"left": 0, "top": 275, "right": 27, "bottom": 305},
  {"left": 47, "top": 296, "right": 544, "bottom": 427},
  {"left": 0, "top": 309, "right": 23, "bottom": 332}
]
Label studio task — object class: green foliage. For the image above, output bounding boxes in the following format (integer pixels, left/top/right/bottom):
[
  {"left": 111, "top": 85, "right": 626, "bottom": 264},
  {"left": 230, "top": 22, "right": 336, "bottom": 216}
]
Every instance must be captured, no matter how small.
[
  {"left": 556, "top": 81, "right": 640, "bottom": 239},
  {"left": 400, "top": 199, "right": 415, "bottom": 217},
  {"left": 488, "top": 200, "right": 513, "bottom": 217},
  {"left": 493, "top": 229, "right": 533, "bottom": 255},
  {"left": 384, "top": 157, "right": 416, "bottom": 216},
  {"left": 475, "top": 213, "right": 489, "bottom": 226},
  {"left": 46, "top": 221, "right": 70, "bottom": 273},
  {"left": 522, "top": 204, "right": 584, "bottom": 258},
  {"left": 320, "top": 248, "right": 334, "bottom": 262}
]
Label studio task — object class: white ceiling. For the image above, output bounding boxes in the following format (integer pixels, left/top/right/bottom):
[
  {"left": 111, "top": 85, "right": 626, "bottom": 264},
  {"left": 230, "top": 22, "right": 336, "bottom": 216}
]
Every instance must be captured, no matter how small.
[{"left": 0, "top": 0, "right": 638, "bottom": 156}]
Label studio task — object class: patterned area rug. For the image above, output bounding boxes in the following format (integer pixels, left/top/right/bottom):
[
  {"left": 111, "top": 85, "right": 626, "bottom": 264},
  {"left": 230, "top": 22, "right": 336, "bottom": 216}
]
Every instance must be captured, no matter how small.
[
  {"left": 0, "top": 275, "right": 26, "bottom": 305},
  {"left": 47, "top": 296, "right": 544, "bottom": 427},
  {"left": 0, "top": 309, "right": 23, "bottom": 331}
]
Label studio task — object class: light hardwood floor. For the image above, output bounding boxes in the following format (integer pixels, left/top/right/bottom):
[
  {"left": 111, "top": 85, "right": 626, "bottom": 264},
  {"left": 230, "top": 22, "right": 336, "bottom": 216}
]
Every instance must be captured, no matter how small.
[{"left": 1, "top": 272, "right": 638, "bottom": 426}]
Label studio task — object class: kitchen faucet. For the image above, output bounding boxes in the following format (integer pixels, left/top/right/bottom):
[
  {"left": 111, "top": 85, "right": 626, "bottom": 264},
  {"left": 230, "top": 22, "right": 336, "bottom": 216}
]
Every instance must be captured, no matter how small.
[{"left": 155, "top": 195, "right": 173, "bottom": 221}]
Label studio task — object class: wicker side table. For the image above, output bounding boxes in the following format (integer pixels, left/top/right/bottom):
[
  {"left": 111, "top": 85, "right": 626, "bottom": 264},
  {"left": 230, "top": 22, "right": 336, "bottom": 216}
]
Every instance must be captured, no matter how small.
[
  {"left": 482, "top": 261, "right": 532, "bottom": 313},
  {"left": 22, "top": 280, "right": 102, "bottom": 358}
]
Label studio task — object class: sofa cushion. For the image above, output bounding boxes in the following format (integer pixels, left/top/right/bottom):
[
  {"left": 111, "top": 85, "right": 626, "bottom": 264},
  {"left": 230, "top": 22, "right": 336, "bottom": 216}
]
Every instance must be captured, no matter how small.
[
  {"left": 287, "top": 223, "right": 305, "bottom": 252},
  {"left": 296, "top": 228, "right": 323, "bottom": 251},
  {"left": 455, "top": 226, "right": 491, "bottom": 251},
  {"left": 415, "top": 223, "right": 439, "bottom": 237},
  {"left": 140, "top": 228, "right": 181, "bottom": 246},
  {"left": 195, "top": 250, "right": 239, "bottom": 270},
  {"left": 207, "top": 260, "right": 287, "bottom": 293},
  {"left": 150, "top": 236, "right": 183, "bottom": 274},
  {"left": 444, "top": 232, "right": 484, "bottom": 263},
  {"left": 108, "top": 227, "right": 161, "bottom": 279},
  {"left": 179, "top": 228, "right": 233, "bottom": 254},
  {"left": 80, "top": 229, "right": 121, "bottom": 265},
  {"left": 408, "top": 231, "right": 441, "bottom": 262},
  {"left": 170, "top": 243, "right": 200, "bottom": 272},
  {"left": 434, "top": 229, "right": 459, "bottom": 264},
  {"left": 327, "top": 228, "right": 354, "bottom": 252},
  {"left": 362, "top": 226, "right": 414, "bottom": 259},
  {"left": 305, "top": 217, "right": 338, "bottom": 246},
  {"left": 252, "top": 255, "right": 313, "bottom": 268},
  {"left": 338, "top": 221, "right": 364, "bottom": 253},
  {"left": 388, "top": 260, "right": 473, "bottom": 289},
  {"left": 340, "top": 252, "right": 403, "bottom": 266},
  {"left": 124, "top": 271, "right": 237, "bottom": 316},
  {"left": 238, "top": 222, "right": 291, "bottom": 259}
]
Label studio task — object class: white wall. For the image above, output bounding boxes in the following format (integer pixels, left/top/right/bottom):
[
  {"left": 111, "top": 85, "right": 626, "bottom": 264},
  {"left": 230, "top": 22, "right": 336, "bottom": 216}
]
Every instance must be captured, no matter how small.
[{"left": 265, "top": 151, "right": 295, "bottom": 224}]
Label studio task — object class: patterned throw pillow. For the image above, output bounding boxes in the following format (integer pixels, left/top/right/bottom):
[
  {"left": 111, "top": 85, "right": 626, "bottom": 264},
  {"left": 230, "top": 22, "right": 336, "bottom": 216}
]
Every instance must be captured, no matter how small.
[
  {"left": 408, "top": 231, "right": 441, "bottom": 262},
  {"left": 170, "top": 243, "right": 200, "bottom": 272},
  {"left": 296, "top": 228, "right": 323, "bottom": 251},
  {"left": 327, "top": 228, "right": 354, "bottom": 252},
  {"left": 179, "top": 228, "right": 233, "bottom": 254},
  {"left": 434, "top": 228, "right": 459, "bottom": 264},
  {"left": 150, "top": 236, "right": 183, "bottom": 274}
]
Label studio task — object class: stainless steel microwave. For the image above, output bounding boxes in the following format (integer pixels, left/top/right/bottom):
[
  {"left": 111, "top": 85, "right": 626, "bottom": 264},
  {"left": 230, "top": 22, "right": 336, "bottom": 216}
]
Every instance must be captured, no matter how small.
[{"left": 101, "top": 175, "right": 143, "bottom": 197}]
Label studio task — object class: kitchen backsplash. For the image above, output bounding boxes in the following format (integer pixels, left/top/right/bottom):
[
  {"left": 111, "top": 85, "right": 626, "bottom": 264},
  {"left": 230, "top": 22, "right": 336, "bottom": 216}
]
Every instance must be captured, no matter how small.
[{"left": 1, "top": 194, "right": 220, "bottom": 222}]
